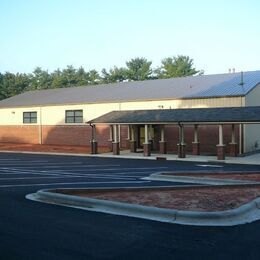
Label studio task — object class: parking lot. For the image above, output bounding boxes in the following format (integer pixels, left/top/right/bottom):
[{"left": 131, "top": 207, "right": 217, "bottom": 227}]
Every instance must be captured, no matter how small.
[
  {"left": 1, "top": 152, "right": 260, "bottom": 259},
  {"left": 0, "top": 153, "right": 181, "bottom": 189}
]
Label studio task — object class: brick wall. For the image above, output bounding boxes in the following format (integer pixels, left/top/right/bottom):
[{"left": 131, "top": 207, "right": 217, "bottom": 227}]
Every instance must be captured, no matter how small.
[
  {"left": 0, "top": 124, "right": 240, "bottom": 154},
  {"left": 0, "top": 126, "right": 39, "bottom": 144},
  {"left": 42, "top": 125, "right": 112, "bottom": 146},
  {"left": 163, "top": 125, "right": 239, "bottom": 155}
]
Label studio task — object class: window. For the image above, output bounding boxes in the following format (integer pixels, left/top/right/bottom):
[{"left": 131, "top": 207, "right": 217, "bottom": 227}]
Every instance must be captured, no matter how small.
[
  {"left": 65, "top": 110, "right": 83, "bottom": 123},
  {"left": 23, "top": 111, "right": 37, "bottom": 124}
]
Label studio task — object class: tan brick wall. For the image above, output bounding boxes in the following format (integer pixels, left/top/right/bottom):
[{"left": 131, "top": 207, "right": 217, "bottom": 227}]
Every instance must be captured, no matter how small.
[{"left": 0, "top": 125, "right": 39, "bottom": 144}]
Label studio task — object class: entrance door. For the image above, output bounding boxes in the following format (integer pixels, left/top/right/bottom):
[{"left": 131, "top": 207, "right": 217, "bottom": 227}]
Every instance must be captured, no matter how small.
[{"left": 137, "top": 125, "right": 155, "bottom": 148}]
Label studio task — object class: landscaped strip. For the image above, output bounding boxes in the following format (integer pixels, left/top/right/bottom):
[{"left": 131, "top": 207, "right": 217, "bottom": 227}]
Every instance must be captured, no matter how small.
[{"left": 26, "top": 184, "right": 260, "bottom": 226}]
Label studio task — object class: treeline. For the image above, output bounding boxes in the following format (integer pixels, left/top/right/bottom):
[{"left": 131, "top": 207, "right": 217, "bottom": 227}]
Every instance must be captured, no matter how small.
[{"left": 0, "top": 55, "right": 201, "bottom": 100}]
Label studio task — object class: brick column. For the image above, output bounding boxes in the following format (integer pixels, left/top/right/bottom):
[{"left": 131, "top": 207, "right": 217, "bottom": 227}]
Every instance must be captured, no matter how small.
[
  {"left": 125, "top": 125, "right": 131, "bottom": 149},
  {"left": 129, "top": 125, "right": 137, "bottom": 153},
  {"left": 112, "top": 125, "right": 120, "bottom": 155},
  {"left": 130, "top": 140, "right": 137, "bottom": 153},
  {"left": 143, "top": 124, "right": 151, "bottom": 156},
  {"left": 192, "top": 124, "right": 200, "bottom": 155},
  {"left": 177, "top": 124, "right": 186, "bottom": 158},
  {"left": 159, "top": 141, "right": 167, "bottom": 154},
  {"left": 159, "top": 126, "right": 167, "bottom": 154},
  {"left": 229, "top": 124, "right": 238, "bottom": 157},
  {"left": 108, "top": 125, "right": 113, "bottom": 152},
  {"left": 217, "top": 145, "right": 226, "bottom": 160},
  {"left": 192, "top": 142, "right": 200, "bottom": 155},
  {"left": 112, "top": 142, "right": 120, "bottom": 155},
  {"left": 229, "top": 143, "right": 238, "bottom": 157},
  {"left": 143, "top": 143, "right": 151, "bottom": 156},
  {"left": 217, "top": 124, "right": 225, "bottom": 160}
]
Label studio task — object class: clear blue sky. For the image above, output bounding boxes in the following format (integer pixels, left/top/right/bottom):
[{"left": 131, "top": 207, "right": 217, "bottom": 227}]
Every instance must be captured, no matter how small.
[{"left": 0, "top": 0, "right": 259, "bottom": 74}]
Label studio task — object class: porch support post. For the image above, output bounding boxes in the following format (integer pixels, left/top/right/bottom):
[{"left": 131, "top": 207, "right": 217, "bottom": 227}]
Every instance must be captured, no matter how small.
[
  {"left": 216, "top": 124, "right": 226, "bottom": 160},
  {"left": 130, "top": 125, "right": 137, "bottom": 153},
  {"left": 90, "top": 124, "right": 98, "bottom": 154},
  {"left": 239, "top": 124, "right": 244, "bottom": 154},
  {"left": 143, "top": 124, "right": 151, "bottom": 156},
  {"left": 192, "top": 124, "right": 200, "bottom": 155},
  {"left": 125, "top": 125, "right": 131, "bottom": 149},
  {"left": 177, "top": 123, "right": 186, "bottom": 158},
  {"left": 159, "top": 125, "right": 167, "bottom": 154},
  {"left": 229, "top": 124, "right": 238, "bottom": 157},
  {"left": 107, "top": 125, "right": 113, "bottom": 152},
  {"left": 112, "top": 124, "right": 120, "bottom": 155},
  {"left": 149, "top": 125, "right": 153, "bottom": 150}
]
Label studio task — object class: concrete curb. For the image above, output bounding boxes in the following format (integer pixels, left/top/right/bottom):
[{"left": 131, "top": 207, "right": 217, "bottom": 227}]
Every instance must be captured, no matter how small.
[
  {"left": 26, "top": 188, "right": 260, "bottom": 226},
  {"left": 145, "top": 172, "right": 260, "bottom": 185}
]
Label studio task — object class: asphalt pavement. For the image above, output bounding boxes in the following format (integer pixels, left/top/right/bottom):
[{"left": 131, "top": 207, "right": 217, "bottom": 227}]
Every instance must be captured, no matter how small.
[{"left": 1, "top": 152, "right": 260, "bottom": 259}]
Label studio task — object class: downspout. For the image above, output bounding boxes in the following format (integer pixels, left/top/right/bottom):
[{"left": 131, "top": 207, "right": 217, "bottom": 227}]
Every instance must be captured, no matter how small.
[
  {"left": 89, "top": 123, "right": 95, "bottom": 141},
  {"left": 178, "top": 122, "right": 183, "bottom": 144}
]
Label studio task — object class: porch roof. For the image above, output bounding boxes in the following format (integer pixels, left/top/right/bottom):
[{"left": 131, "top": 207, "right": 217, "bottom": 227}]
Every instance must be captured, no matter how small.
[{"left": 88, "top": 106, "right": 260, "bottom": 125}]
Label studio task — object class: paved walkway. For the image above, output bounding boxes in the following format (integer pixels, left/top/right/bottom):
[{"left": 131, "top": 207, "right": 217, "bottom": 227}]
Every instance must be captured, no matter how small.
[{"left": 87, "top": 150, "right": 260, "bottom": 165}]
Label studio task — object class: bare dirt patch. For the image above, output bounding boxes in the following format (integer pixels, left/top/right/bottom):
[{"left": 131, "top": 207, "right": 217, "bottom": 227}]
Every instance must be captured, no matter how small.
[{"left": 56, "top": 185, "right": 260, "bottom": 212}]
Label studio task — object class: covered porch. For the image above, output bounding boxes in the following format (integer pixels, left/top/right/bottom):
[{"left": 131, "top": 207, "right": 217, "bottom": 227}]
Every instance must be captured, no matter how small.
[{"left": 88, "top": 106, "right": 260, "bottom": 160}]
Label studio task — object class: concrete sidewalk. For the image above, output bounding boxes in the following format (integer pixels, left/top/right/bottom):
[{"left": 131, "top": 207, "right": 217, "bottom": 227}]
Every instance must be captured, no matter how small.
[
  {"left": 0, "top": 142, "right": 260, "bottom": 165},
  {"left": 86, "top": 150, "right": 260, "bottom": 165}
]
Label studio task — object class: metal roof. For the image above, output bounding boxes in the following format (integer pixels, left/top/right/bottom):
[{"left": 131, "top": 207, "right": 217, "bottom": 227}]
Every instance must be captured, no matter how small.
[
  {"left": 0, "top": 70, "right": 260, "bottom": 108},
  {"left": 88, "top": 106, "right": 260, "bottom": 125}
]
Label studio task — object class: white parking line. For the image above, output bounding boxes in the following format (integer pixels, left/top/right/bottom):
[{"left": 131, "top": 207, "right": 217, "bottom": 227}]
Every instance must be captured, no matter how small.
[
  {"left": 0, "top": 180, "right": 150, "bottom": 188},
  {"left": 196, "top": 164, "right": 224, "bottom": 168},
  {"left": 0, "top": 167, "right": 146, "bottom": 179},
  {"left": 0, "top": 175, "right": 136, "bottom": 181}
]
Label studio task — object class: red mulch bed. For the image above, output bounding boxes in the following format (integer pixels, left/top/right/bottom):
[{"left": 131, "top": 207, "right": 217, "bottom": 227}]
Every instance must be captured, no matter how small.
[
  {"left": 57, "top": 185, "right": 260, "bottom": 212},
  {"left": 171, "top": 172, "right": 260, "bottom": 182}
]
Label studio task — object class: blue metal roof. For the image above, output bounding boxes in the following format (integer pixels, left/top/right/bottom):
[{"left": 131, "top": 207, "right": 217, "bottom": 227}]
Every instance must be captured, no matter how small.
[{"left": 185, "top": 71, "right": 260, "bottom": 98}]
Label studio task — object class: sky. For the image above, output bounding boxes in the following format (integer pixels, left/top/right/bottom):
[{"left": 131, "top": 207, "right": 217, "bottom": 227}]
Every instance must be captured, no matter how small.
[{"left": 0, "top": 0, "right": 259, "bottom": 75}]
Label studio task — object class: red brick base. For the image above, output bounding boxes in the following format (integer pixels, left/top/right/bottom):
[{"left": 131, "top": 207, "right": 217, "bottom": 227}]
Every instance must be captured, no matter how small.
[
  {"left": 0, "top": 124, "right": 240, "bottom": 156},
  {"left": 112, "top": 142, "right": 120, "bottom": 155},
  {"left": 192, "top": 142, "right": 200, "bottom": 155},
  {"left": 229, "top": 143, "right": 238, "bottom": 157},
  {"left": 130, "top": 140, "right": 137, "bottom": 153},
  {"left": 0, "top": 125, "right": 39, "bottom": 144},
  {"left": 159, "top": 141, "right": 167, "bottom": 154},
  {"left": 143, "top": 143, "right": 151, "bottom": 156},
  {"left": 217, "top": 145, "right": 226, "bottom": 160}
]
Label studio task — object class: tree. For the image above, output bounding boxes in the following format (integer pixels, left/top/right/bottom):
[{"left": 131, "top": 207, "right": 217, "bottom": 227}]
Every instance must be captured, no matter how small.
[
  {"left": 75, "top": 67, "right": 89, "bottom": 86},
  {"left": 101, "top": 66, "right": 127, "bottom": 83},
  {"left": 85, "top": 70, "right": 101, "bottom": 85},
  {"left": 157, "top": 55, "right": 199, "bottom": 78},
  {"left": 0, "top": 72, "right": 29, "bottom": 99},
  {"left": 0, "top": 73, "right": 5, "bottom": 99},
  {"left": 27, "top": 67, "right": 52, "bottom": 90},
  {"left": 51, "top": 69, "right": 67, "bottom": 88},
  {"left": 125, "top": 57, "right": 153, "bottom": 81},
  {"left": 61, "top": 65, "right": 78, "bottom": 87}
]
